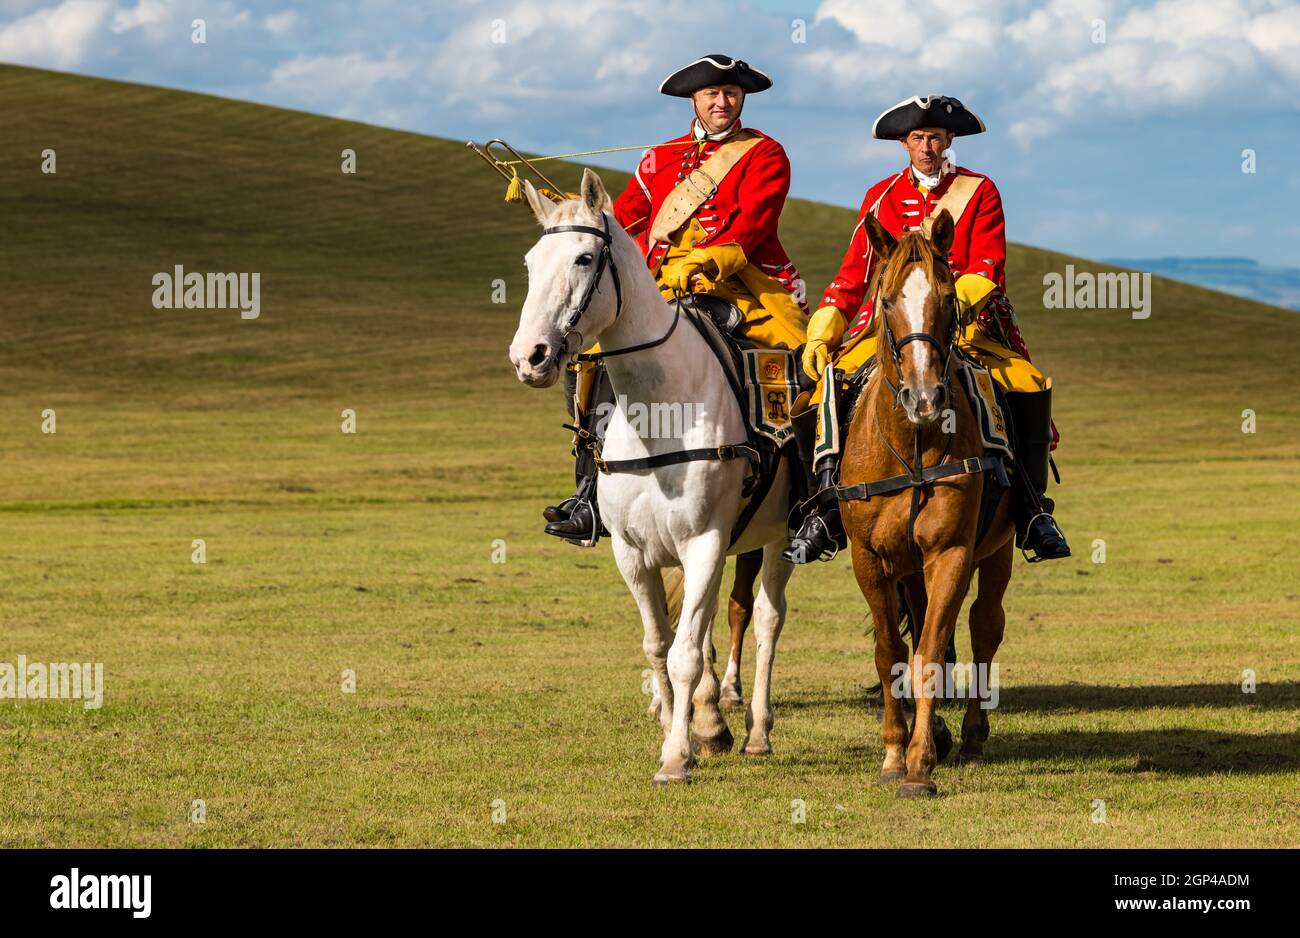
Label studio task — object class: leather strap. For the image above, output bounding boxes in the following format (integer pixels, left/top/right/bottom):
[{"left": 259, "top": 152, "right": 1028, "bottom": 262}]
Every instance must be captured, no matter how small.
[
  {"left": 649, "top": 133, "right": 763, "bottom": 243},
  {"left": 595, "top": 443, "right": 759, "bottom": 475},
  {"left": 835, "top": 455, "right": 1003, "bottom": 502},
  {"left": 920, "top": 173, "right": 982, "bottom": 236}
]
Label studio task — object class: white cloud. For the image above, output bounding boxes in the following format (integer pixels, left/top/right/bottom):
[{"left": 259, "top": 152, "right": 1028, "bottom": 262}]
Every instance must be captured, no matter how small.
[
  {"left": 808, "top": 0, "right": 1300, "bottom": 146},
  {"left": 0, "top": 0, "right": 109, "bottom": 68},
  {"left": 263, "top": 9, "right": 297, "bottom": 37},
  {"left": 110, "top": 0, "right": 166, "bottom": 33},
  {"left": 268, "top": 50, "right": 414, "bottom": 115}
]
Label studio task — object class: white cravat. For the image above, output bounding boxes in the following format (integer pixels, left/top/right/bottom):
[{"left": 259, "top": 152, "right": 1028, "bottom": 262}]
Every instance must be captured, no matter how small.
[
  {"left": 693, "top": 117, "right": 740, "bottom": 142},
  {"left": 912, "top": 159, "right": 953, "bottom": 190}
]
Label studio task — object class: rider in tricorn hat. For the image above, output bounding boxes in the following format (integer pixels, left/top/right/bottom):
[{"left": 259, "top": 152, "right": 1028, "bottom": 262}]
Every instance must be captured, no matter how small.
[
  {"left": 543, "top": 54, "right": 808, "bottom": 545},
  {"left": 784, "top": 95, "right": 1071, "bottom": 565}
]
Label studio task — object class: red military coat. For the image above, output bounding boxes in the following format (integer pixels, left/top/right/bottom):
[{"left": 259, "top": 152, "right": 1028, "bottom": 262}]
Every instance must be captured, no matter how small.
[
  {"left": 612, "top": 124, "right": 804, "bottom": 301},
  {"left": 822, "top": 165, "right": 1006, "bottom": 336}
]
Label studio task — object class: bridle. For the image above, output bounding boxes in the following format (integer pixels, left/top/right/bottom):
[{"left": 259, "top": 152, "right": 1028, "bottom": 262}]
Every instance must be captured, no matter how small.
[
  {"left": 877, "top": 248, "right": 960, "bottom": 407},
  {"left": 534, "top": 210, "right": 755, "bottom": 482},
  {"left": 540, "top": 212, "right": 623, "bottom": 355},
  {"left": 539, "top": 211, "right": 680, "bottom": 364},
  {"left": 833, "top": 245, "right": 1002, "bottom": 570}
]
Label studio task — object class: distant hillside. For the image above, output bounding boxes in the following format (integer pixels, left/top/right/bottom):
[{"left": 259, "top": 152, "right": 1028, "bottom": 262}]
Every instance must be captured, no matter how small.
[
  {"left": 1105, "top": 256, "right": 1300, "bottom": 311},
  {"left": 0, "top": 62, "right": 1297, "bottom": 509}
]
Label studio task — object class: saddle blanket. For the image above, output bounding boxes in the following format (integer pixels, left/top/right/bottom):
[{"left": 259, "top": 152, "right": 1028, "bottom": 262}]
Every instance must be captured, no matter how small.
[
  {"left": 742, "top": 348, "right": 799, "bottom": 447},
  {"left": 957, "top": 359, "right": 1012, "bottom": 459}
]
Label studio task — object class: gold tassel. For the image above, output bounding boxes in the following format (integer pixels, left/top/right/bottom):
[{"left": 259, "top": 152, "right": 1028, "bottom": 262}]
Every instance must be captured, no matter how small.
[{"left": 504, "top": 171, "right": 523, "bottom": 203}]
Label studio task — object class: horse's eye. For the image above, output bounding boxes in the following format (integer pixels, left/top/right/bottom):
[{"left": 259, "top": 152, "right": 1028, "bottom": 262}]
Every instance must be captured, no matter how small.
[{"left": 575, "top": 254, "right": 593, "bottom": 267}]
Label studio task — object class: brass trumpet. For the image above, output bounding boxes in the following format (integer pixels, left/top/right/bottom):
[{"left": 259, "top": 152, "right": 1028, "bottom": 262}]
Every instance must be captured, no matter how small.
[{"left": 465, "top": 138, "right": 564, "bottom": 194}]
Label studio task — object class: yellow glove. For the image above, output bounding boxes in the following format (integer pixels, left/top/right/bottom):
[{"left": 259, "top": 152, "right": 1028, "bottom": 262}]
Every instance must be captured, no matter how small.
[
  {"left": 662, "top": 244, "right": 748, "bottom": 294},
  {"left": 663, "top": 253, "right": 708, "bottom": 294},
  {"left": 954, "top": 273, "right": 997, "bottom": 322},
  {"left": 801, "top": 305, "right": 848, "bottom": 380}
]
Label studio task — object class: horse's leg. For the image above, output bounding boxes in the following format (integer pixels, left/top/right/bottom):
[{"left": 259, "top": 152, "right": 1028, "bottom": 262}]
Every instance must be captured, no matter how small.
[
  {"left": 741, "top": 541, "right": 794, "bottom": 755},
  {"left": 654, "top": 536, "right": 728, "bottom": 784},
  {"left": 959, "top": 538, "right": 1012, "bottom": 765},
  {"left": 854, "top": 547, "right": 910, "bottom": 781},
  {"left": 899, "top": 546, "right": 973, "bottom": 797},
  {"left": 721, "top": 549, "right": 761, "bottom": 710},
  {"left": 611, "top": 541, "right": 675, "bottom": 736},
  {"left": 901, "top": 573, "right": 927, "bottom": 655},
  {"left": 690, "top": 590, "right": 735, "bottom": 755}
]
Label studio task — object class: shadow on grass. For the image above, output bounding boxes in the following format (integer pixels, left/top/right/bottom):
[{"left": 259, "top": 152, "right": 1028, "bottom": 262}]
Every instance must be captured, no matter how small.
[
  {"left": 774, "top": 727, "right": 1300, "bottom": 777},
  {"left": 1000, "top": 681, "right": 1300, "bottom": 713},
  {"left": 766, "top": 683, "right": 1300, "bottom": 777},
  {"left": 991, "top": 726, "right": 1300, "bottom": 775},
  {"left": 776, "top": 682, "right": 1300, "bottom": 715}
]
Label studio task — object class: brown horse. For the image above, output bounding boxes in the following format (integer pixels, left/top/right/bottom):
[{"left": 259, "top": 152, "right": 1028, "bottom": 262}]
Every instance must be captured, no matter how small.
[{"left": 839, "top": 209, "right": 1015, "bottom": 798}]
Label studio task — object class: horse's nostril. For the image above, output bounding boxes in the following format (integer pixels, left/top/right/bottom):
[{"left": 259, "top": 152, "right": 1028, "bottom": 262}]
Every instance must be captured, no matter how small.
[
  {"left": 933, "top": 385, "right": 946, "bottom": 406},
  {"left": 528, "top": 344, "right": 550, "bottom": 368},
  {"left": 899, "top": 387, "right": 912, "bottom": 402}
]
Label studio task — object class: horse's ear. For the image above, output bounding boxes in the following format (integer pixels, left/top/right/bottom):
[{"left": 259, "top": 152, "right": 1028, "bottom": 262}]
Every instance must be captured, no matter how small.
[
  {"left": 862, "top": 212, "right": 896, "bottom": 260},
  {"left": 929, "top": 209, "right": 955, "bottom": 256},
  {"left": 523, "top": 179, "right": 555, "bottom": 225},
  {"left": 580, "top": 168, "right": 612, "bottom": 216}
]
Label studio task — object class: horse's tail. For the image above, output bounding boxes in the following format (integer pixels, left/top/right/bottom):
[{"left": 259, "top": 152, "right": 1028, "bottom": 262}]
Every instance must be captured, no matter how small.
[{"left": 661, "top": 566, "right": 685, "bottom": 624}]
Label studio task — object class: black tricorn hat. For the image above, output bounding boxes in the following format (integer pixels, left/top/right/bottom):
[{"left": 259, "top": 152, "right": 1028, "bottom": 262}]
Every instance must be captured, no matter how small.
[
  {"left": 872, "top": 95, "right": 986, "bottom": 140},
  {"left": 659, "top": 54, "right": 772, "bottom": 97}
]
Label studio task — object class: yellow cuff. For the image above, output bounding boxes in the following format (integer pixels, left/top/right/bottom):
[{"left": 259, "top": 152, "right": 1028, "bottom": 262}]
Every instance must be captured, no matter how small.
[
  {"left": 806, "top": 305, "right": 848, "bottom": 349},
  {"left": 955, "top": 274, "right": 997, "bottom": 315},
  {"left": 689, "top": 243, "right": 747, "bottom": 281}
]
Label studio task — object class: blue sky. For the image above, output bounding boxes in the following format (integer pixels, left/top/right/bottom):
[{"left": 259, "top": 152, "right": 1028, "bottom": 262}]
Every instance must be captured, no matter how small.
[{"left": 2, "top": 0, "right": 1298, "bottom": 265}]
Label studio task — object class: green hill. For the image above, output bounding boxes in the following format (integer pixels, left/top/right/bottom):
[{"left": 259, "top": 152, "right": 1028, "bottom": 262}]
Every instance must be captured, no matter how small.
[{"left": 0, "top": 64, "right": 1296, "bottom": 848}]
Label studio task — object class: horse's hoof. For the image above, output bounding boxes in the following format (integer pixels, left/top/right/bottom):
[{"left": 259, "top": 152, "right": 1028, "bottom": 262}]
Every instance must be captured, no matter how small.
[
  {"left": 652, "top": 769, "right": 691, "bottom": 786},
  {"left": 739, "top": 737, "right": 772, "bottom": 756},
  {"left": 879, "top": 768, "right": 907, "bottom": 783},
  {"left": 719, "top": 693, "right": 744, "bottom": 711},
  {"left": 691, "top": 726, "right": 734, "bottom": 756},
  {"left": 956, "top": 748, "right": 984, "bottom": 767},
  {"left": 646, "top": 700, "right": 662, "bottom": 721},
  {"left": 896, "top": 781, "right": 938, "bottom": 799},
  {"left": 933, "top": 716, "right": 954, "bottom": 764}
]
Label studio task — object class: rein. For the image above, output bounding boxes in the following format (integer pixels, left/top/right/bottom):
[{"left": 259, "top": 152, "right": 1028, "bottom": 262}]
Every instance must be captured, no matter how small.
[
  {"left": 838, "top": 248, "right": 998, "bottom": 520},
  {"left": 540, "top": 214, "right": 756, "bottom": 480}
]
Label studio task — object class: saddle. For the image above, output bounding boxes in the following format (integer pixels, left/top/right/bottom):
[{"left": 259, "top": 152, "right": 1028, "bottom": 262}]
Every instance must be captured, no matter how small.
[{"left": 677, "top": 295, "right": 804, "bottom": 548}]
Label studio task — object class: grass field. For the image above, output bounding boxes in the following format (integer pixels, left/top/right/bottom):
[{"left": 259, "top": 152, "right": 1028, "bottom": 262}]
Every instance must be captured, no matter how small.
[{"left": 0, "top": 64, "right": 1297, "bottom": 848}]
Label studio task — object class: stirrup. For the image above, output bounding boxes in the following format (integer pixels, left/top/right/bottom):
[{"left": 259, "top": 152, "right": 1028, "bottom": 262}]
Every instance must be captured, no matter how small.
[
  {"left": 543, "top": 494, "right": 579, "bottom": 524},
  {"left": 1019, "top": 511, "right": 1071, "bottom": 563},
  {"left": 782, "top": 516, "right": 842, "bottom": 565},
  {"left": 543, "top": 498, "right": 602, "bottom": 548}
]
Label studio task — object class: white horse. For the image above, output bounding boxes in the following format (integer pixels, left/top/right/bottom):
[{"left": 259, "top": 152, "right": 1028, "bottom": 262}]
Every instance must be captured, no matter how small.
[{"left": 507, "top": 169, "right": 795, "bottom": 783}]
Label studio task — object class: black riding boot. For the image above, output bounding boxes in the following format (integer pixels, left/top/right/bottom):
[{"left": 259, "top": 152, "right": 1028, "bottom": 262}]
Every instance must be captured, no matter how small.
[
  {"left": 1004, "top": 388, "right": 1070, "bottom": 562},
  {"left": 782, "top": 413, "right": 846, "bottom": 564},
  {"left": 543, "top": 365, "right": 611, "bottom": 547}
]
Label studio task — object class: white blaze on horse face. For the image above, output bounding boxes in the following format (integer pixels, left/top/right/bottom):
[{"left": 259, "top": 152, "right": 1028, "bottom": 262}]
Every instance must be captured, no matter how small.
[
  {"left": 899, "top": 266, "right": 933, "bottom": 379},
  {"left": 509, "top": 232, "right": 592, "bottom": 387}
]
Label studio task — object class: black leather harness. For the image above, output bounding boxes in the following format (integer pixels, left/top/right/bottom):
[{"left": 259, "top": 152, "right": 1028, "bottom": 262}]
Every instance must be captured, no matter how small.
[
  {"left": 835, "top": 250, "right": 1006, "bottom": 566},
  {"left": 540, "top": 215, "right": 759, "bottom": 484}
]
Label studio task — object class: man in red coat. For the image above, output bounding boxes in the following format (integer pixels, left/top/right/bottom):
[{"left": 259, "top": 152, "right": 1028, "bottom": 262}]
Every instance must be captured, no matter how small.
[
  {"left": 544, "top": 54, "right": 807, "bottom": 545},
  {"left": 784, "top": 95, "right": 1070, "bottom": 564}
]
